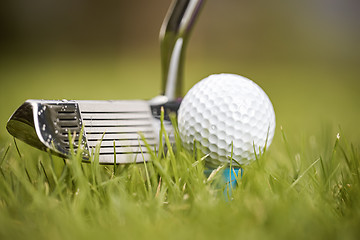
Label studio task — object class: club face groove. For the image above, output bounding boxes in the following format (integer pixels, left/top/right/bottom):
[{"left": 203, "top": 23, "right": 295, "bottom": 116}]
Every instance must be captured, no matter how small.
[{"left": 78, "top": 100, "right": 158, "bottom": 164}]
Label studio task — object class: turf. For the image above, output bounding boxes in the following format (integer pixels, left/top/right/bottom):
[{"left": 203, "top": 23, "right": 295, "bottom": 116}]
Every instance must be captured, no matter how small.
[
  {"left": 0, "top": 110, "right": 359, "bottom": 240},
  {"left": 0, "top": 55, "right": 359, "bottom": 240}
]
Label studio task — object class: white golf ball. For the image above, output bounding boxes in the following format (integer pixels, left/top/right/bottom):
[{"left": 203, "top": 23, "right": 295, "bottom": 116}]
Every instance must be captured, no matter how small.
[{"left": 178, "top": 73, "right": 275, "bottom": 167}]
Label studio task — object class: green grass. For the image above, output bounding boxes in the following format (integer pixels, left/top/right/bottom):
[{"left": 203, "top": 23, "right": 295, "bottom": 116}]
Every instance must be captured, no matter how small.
[{"left": 0, "top": 116, "right": 359, "bottom": 240}]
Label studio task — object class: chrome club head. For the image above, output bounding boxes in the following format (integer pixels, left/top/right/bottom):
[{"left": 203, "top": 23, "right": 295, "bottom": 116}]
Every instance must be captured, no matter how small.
[{"left": 7, "top": 100, "right": 159, "bottom": 163}]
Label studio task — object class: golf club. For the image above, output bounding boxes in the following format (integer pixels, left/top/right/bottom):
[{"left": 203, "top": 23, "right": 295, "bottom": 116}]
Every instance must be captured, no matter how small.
[{"left": 6, "top": 0, "right": 205, "bottom": 164}]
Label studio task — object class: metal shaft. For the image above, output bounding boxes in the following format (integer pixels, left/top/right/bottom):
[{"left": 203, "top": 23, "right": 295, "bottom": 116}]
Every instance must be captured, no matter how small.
[{"left": 160, "top": 0, "right": 205, "bottom": 100}]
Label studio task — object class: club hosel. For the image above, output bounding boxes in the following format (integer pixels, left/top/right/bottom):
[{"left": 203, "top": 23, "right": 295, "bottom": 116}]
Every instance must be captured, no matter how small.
[{"left": 160, "top": 0, "right": 205, "bottom": 100}]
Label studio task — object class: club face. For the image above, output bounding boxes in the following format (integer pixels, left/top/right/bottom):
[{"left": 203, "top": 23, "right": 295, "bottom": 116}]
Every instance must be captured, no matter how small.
[{"left": 7, "top": 99, "right": 177, "bottom": 164}]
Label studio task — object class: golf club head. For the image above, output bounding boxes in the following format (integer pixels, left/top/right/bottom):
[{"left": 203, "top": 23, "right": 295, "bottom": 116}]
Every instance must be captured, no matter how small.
[
  {"left": 6, "top": 0, "right": 205, "bottom": 164},
  {"left": 7, "top": 99, "right": 179, "bottom": 164}
]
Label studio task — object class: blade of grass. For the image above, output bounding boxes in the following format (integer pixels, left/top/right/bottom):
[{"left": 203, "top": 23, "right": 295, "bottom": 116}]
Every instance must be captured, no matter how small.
[{"left": 289, "top": 157, "right": 321, "bottom": 189}]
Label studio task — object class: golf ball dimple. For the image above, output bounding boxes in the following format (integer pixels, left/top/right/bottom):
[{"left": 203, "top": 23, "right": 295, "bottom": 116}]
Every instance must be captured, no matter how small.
[{"left": 178, "top": 73, "right": 275, "bottom": 167}]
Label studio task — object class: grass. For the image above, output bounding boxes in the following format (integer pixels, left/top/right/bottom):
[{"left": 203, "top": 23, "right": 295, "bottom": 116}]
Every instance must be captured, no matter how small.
[{"left": 0, "top": 115, "right": 359, "bottom": 240}]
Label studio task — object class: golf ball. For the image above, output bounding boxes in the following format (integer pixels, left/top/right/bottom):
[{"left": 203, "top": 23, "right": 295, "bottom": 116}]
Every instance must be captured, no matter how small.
[{"left": 178, "top": 73, "right": 275, "bottom": 167}]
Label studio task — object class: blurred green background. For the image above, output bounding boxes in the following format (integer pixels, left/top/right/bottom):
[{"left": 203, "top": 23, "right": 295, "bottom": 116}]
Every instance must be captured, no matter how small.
[{"left": 1, "top": 0, "right": 360, "bottom": 147}]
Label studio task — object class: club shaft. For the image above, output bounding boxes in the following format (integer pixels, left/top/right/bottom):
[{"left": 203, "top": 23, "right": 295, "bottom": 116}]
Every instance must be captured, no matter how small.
[{"left": 160, "top": 0, "right": 205, "bottom": 100}]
